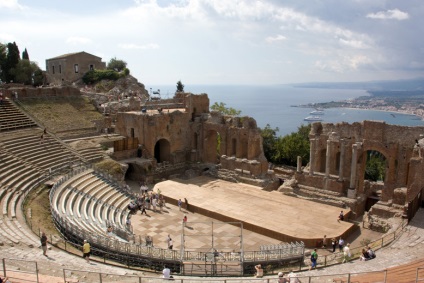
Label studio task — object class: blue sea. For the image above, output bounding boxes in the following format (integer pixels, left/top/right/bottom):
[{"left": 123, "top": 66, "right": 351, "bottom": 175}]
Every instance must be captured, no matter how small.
[{"left": 150, "top": 85, "right": 424, "bottom": 136}]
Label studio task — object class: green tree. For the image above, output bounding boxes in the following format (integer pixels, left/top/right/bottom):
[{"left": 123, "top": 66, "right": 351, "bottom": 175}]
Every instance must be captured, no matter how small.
[
  {"left": 5, "top": 42, "right": 20, "bottom": 83},
  {"left": 176, "top": 80, "right": 184, "bottom": 92},
  {"left": 107, "top": 57, "right": 127, "bottom": 72},
  {"left": 365, "top": 151, "right": 386, "bottom": 181},
  {"left": 10, "top": 59, "right": 43, "bottom": 85},
  {"left": 261, "top": 124, "right": 310, "bottom": 166},
  {"left": 261, "top": 124, "right": 279, "bottom": 162},
  {"left": 210, "top": 102, "right": 241, "bottom": 116},
  {"left": 22, "top": 48, "right": 29, "bottom": 60},
  {"left": 0, "top": 42, "right": 6, "bottom": 83}
]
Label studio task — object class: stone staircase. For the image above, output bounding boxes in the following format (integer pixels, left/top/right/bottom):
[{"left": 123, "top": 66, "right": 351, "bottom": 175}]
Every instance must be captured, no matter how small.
[
  {"left": 285, "top": 184, "right": 352, "bottom": 208},
  {"left": 0, "top": 98, "right": 37, "bottom": 131}
]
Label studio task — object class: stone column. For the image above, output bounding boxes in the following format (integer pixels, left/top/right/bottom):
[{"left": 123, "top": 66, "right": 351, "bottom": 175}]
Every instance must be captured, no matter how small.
[
  {"left": 325, "top": 139, "right": 331, "bottom": 178},
  {"left": 309, "top": 138, "right": 316, "bottom": 175},
  {"left": 348, "top": 143, "right": 361, "bottom": 198},
  {"left": 297, "top": 156, "right": 302, "bottom": 173},
  {"left": 338, "top": 139, "right": 345, "bottom": 181}
]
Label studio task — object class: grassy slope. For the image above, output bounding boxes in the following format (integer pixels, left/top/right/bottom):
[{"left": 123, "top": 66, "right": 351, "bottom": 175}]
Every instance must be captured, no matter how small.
[{"left": 20, "top": 96, "right": 103, "bottom": 134}]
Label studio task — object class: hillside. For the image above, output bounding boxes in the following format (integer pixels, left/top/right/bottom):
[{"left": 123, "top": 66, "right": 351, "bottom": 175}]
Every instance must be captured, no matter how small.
[{"left": 20, "top": 94, "right": 103, "bottom": 138}]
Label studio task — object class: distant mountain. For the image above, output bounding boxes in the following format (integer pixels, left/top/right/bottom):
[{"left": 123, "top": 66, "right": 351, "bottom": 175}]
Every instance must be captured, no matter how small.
[{"left": 290, "top": 78, "right": 424, "bottom": 91}]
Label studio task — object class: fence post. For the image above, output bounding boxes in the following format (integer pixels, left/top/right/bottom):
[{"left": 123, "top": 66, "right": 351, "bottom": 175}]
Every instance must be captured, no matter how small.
[
  {"left": 347, "top": 273, "right": 351, "bottom": 283},
  {"left": 63, "top": 269, "right": 66, "bottom": 283},
  {"left": 139, "top": 276, "right": 142, "bottom": 283},
  {"left": 308, "top": 276, "right": 311, "bottom": 283},
  {"left": 324, "top": 255, "right": 327, "bottom": 266},
  {"left": 99, "top": 272, "right": 102, "bottom": 283},
  {"left": 35, "top": 261, "right": 39, "bottom": 283},
  {"left": 416, "top": 268, "right": 419, "bottom": 283},
  {"left": 2, "top": 258, "right": 6, "bottom": 277},
  {"left": 381, "top": 238, "right": 384, "bottom": 248},
  {"left": 384, "top": 269, "right": 388, "bottom": 283}
]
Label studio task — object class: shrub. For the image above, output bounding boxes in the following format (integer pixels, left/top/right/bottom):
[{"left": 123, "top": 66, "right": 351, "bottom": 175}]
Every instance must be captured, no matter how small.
[{"left": 82, "top": 69, "right": 121, "bottom": 84}]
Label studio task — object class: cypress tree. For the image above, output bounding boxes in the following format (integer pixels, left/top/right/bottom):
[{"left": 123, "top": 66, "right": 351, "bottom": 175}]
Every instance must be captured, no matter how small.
[
  {"left": 5, "top": 42, "right": 20, "bottom": 83},
  {"left": 22, "top": 48, "right": 29, "bottom": 60}
]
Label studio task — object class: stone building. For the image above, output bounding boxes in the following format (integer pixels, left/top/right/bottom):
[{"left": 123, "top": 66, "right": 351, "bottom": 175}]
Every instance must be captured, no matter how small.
[
  {"left": 292, "top": 120, "right": 424, "bottom": 225},
  {"left": 112, "top": 92, "right": 273, "bottom": 187},
  {"left": 45, "top": 51, "right": 106, "bottom": 85}
]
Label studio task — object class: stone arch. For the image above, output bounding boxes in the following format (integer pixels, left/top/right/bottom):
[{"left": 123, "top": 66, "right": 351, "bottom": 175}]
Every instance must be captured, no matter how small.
[
  {"left": 203, "top": 130, "right": 221, "bottom": 163},
  {"left": 333, "top": 151, "right": 341, "bottom": 175},
  {"left": 319, "top": 148, "right": 326, "bottom": 173},
  {"left": 154, "top": 138, "right": 171, "bottom": 163}
]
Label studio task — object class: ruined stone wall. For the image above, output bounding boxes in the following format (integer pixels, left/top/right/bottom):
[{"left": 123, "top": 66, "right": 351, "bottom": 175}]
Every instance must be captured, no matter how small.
[
  {"left": 115, "top": 110, "right": 192, "bottom": 161},
  {"left": 301, "top": 120, "right": 424, "bottom": 220},
  {"left": 4, "top": 86, "right": 81, "bottom": 99}
]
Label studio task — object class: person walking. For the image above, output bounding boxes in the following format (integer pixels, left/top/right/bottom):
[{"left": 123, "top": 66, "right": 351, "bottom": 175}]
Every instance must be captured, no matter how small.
[
  {"left": 82, "top": 240, "right": 91, "bottom": 263},
  {"left": 178, "top": 199, "right": 182, "bottom": 211},
  {"left": 309, "top": 248, "right": 318, "bottom": 270},
  {"left": 331, "top": 238, "right": 337, "bottom": 253},
  {"left": 342, "top": 243, "right": 351, "bottom": 263},
  {"left": 40, "top": 232, "right": 48, "bottom": 256},
  {"left": 338, "top": 237, "right": 344, "bottom": 252}
]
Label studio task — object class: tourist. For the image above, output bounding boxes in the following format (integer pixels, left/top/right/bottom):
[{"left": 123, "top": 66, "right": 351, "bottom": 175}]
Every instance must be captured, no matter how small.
[
  {"left": 145, "top": 195, "right": 151, "bottom": 210},
  {"left": 178, "top": 199, "right": 182, "bottom": 211},
  {"left": 342, "top": 243, "right": 351, "bottom": 263},
  {"left": 183, "top": 214, "right": 187, "bottom": 226},
  {"left": 322, "top": 235, "right": 327, "bottom": 248},
  {"left": 40, "top": 232, "right": 48, "bottom": 256},
  {"left": 152, "top": 197, "right": 157, "bottom": 212},
  {"left": 0, "top": 91, "right": 3, "bottom": 105},
  {"left": 145, "top": 235, "right": 153, "bottom": 247},
  {"left": 287, "top": 270, "right": 301, "bottom": 283},
  {"left": 126, "top": 217, "right": 131, "bottom": 229},
  {"left": 338, "top": 237, "right": 345, "bottom": 252},
  {"left": 140, "top": 203, "right": 147, "bottom": 215},
  {"left": 338, "top": 211, "right": 344, "bottom": 222},
  {"left": 360, "top": 248, "right": 370, "bottom": 261},
  {"left": 254, "top": 264, "right": 263, "bottom": 278},
  {"left": 309, "top": 248, "right": 318, "bottom": 270},
  {"left": 331, "top": 238, "right": 337, "bottom": 253},
  {"left": 167, "top": 235, "right": 173, "bottom": 250},
  {"left": 367, "top": 246, "right": 376, "bottom": 259},
  {"left": 162, "top": 265, "right": 171, "bottom": 279},
  {"left": 278, "top": 271, "right": 288, "bottom": 283},
  {"left": 107, "top": 226, "right": 113, "bottom": 236},
  {"left": 82, "top": 240, "right": 91, "bottom": 263}
]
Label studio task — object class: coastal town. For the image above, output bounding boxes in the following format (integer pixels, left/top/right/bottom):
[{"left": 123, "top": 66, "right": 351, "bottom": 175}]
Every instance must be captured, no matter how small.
[{"left": 298, "top": 89, "right": 424, "bottom": 120}]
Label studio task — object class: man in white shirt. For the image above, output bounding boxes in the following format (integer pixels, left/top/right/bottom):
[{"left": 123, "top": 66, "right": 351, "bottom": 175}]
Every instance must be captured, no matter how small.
[{"left": 162, "top": 266, "right": 171, "bottom": 279}]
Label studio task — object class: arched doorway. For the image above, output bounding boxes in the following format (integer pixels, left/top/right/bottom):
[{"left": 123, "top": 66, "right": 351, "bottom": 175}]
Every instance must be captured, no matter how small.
[
  {"left": 154, "top": 138, "right": 171, "bottom": 163},
  {"left": 204, "top": 130, "right": 221, "bottom": 163},
  {"left": 363, "top": 150, "right": 387, "bottom": 211}
]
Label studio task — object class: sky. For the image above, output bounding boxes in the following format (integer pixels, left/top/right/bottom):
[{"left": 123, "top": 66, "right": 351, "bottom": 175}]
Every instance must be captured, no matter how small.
[{"left": 0, "top": 0, "right": 423, "bottom": 85}]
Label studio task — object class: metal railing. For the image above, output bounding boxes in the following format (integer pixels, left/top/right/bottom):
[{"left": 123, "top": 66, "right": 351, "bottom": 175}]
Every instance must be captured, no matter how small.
[{"left": 3, "top": 258, "right": 424, "bottom": 283}]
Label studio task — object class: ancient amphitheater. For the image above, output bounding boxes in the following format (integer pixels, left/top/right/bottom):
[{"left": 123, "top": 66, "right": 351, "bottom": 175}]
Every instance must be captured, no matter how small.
[{"left": 1, "top": 86, "right": 424, "bottom": 283}]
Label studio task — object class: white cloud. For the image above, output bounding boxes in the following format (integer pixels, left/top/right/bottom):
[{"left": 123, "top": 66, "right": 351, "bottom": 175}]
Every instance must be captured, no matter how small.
[
  {"left": 265, "top": 34, "right": 286, "bottom": 43},
  {"left": 66, "top": 37, "right": 92, "bottom": 45},
  {"left": 366, "top": 9, "right": 409, "bottom": 21},
  {"left": 0, "top": 0, "right": 25, "bottom": 9},
  {"left": 0, "top": 32, "right": 16, "bottom": 43},
  {"left": 118, "top": 43, "right": 159, "bottom": 50},
  {"left": 339, "top": 38, "right": 369, "bottom": 49}
]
